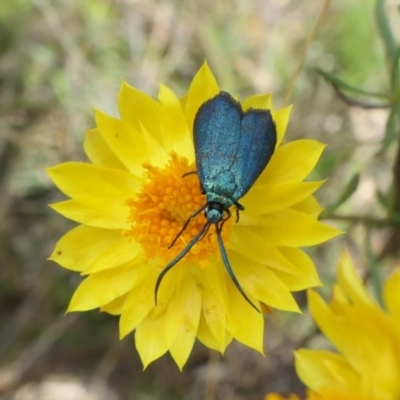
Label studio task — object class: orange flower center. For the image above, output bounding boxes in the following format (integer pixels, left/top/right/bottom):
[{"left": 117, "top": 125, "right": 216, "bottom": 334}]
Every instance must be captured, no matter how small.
[{"left": 125, "top": 153, "right": 232, "bottom": 266}]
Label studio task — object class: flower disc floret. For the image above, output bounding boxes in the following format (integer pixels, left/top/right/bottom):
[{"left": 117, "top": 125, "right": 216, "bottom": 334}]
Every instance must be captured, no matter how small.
[{"left": 125, "top": 152, "right": 231, "bottom": 266}]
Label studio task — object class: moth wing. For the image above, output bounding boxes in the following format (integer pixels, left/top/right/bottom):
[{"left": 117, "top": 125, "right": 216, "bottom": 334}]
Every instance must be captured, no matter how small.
[
  {"left": 194, "top": 92, "right": 242, "bottom": 184},
  {"left": 232, "top": 109, "right": 277, "bottom": 198}
]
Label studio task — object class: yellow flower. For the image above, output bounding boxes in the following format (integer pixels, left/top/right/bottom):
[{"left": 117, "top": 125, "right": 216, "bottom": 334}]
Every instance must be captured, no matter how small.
[
  {"left": 47, "top": 62, "right": 339, "bottom": 370},
  {"left": 295, "top": 251, "right": 400, "bottom": 400},
  {"left": 265, "top": 391, "right": 359, "bottom": 400},
  {"left": 264, "top": 394, "right": 301, "bottom": 400}
]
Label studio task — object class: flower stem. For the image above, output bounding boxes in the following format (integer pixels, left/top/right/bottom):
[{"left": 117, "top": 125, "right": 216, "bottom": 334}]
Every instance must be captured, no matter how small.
[{"left": 323, "top": 214, "right": 396, "bottom": 228}]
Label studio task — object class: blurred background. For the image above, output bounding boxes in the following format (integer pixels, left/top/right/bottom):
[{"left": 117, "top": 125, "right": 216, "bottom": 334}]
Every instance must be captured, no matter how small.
[{"left": 1, "top": 0, "right": 399, "bottom": 399}]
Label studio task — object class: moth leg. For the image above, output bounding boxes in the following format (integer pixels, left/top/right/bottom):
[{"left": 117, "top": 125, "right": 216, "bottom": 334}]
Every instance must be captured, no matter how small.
[
  {"left": 234, "top": 201, "right": 244, "bottom": 222},
  {"left": 219, "top": 208, "right": 231, "bottom": 232},
  {"left": 182, "top": 170, "right": 197, "bottom": 177},
  {"left": 222, "top": 207, "right": 231, "bottom": 222},
  {"left": 235, "top": 201, "right": 245, "bottom": 210},
  {"left": 182, "top": 170, "right": 205, "bottom": 194}
]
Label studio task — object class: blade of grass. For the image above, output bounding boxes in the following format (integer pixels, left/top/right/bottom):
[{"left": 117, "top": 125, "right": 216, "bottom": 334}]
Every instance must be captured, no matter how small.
[
  {"left": 283, "top": 0, "right": 332, "bottom": 104},
  {"left": 377, "top": 106, "right": 398, "bottom": 155},
  {"left": 375, "top": 0, "right": 397, "bottom": 63},
  {"left": 376, "top": 189, "right": 391, "bottom": 211},
  {"left": 390, "top": 46, "right": 400, "bottom": 94},
  {"left": 315, "top": 68, "right": 388, "bottom": 99},
  {"left": 321, "top": 173, "right": 360, "bottom": 217},
  {"left": 332, "top": 85, "right": 391, "bottom": 109}
]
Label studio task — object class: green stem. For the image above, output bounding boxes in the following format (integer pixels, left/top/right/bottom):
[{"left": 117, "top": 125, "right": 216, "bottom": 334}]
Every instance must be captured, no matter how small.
[
  {"left": 322, "top": 213, "right": 397, "bottom": 228},
  {"left": 375, "top": 0, "right": 397, "bottom": 63}
]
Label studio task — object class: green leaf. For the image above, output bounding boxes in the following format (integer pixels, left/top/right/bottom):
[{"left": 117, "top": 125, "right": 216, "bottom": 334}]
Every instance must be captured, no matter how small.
[
  {"left": 377, "top": 107, "right": 397, "bottom": 155},
  {"left": 315, "top": 68, "right": 388, "bottom": 99},
  {"left": 322, "top": 174, "right": 360, "bottom": 217},
  {"left": 391, "top": 213, "right": 400, "bottom": 226},
  {"left": 375, "top": 0, "right": 397, "bottom": 63},
  {"left": 376, "top": 189, "right": 391, "bottom": 211}
]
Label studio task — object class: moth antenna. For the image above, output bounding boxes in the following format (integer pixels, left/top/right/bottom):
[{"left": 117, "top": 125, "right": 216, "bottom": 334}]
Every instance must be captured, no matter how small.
[
  {"left": 155, "top": 221, "right": 211, "bottom": 305},
  {"left": 198, "top": 220, "right": 212, "bottom": 241},
  {"left": 168, "top": 203, "right": 207, "bottom": 249},
  {"left": 215, "top": 223, "right": 260, "bottom": 313}
]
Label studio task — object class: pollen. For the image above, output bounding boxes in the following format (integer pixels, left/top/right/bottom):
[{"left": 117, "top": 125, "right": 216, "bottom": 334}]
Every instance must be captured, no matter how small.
[{"left": 125, "top": 153, "right": 232, "bottom": 266}]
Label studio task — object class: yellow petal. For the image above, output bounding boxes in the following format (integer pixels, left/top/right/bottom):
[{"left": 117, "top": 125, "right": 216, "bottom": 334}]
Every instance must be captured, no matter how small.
[
  {"left": 137, "top": 121, "right": 169, "bottom": 167},
  {"left": 182, "top": 61, "right": 219, "bottom": 131},
  {"left": 337, "top": 250, "right": 376, "bottom": 308},
  {"left": 166, "top": 268, "right": 202, "bottom": 370},
  {"left": 84, "top": 128, "right": 127, "bottom": 170},
  {"left": 68, "top": 263, "right": 141, "bottom": 311},
  {"left": 273, "top": 105, "right": 292, "bottom": 146},
  {"left": 243, "top": 181, "right": 324, "bottom": 216},
  {"left": 231, "top": 226, "right": 299, "bottom": 275},
  {"left": 308, "top": 289, "right": 347, "bottom": 347},
  {"left": 119, "top": 264, "right": 158, "bottom": 338},
  {"left": 135, "top": 307, "right": 169, "bottom": 369},
  {"left": 225, "top": 276, "right": 264, "bottom": 353},
  {"left": 383, "top": 269, "right": 400, "bottom": 321},
  {"left": 83, "top": 236, "right": 141, "bottom": 274},
  {"left": 158, "top": 84, "right": 194, "bottom": 162},
  {"left": 47, "top": 162, "right": 140, "bottom": 199},
  {"left": 264, "top": 394, "right": 301, "bottom": 400},
  {"left": 291, "top": 195, "right": 324, "bottom": 218},
  {"left": 241, "top": 93, "right": 273, "bottom": 111},
  {"left": 257, "top": 209, "right": 341, "bottom": 247},
  {"left": 365, "top": 347, "right": 400, "bottom": 397},
  {"left": 164, "top": 266, "right": 187, "bottom": 350},
  {"left": 258, "top": 140, "right": 325, "bottom": 185},
  {"left": 198, "top": 261, "right": 230, "bottom": 351},
  {"left": 50, "top": 196, "right": 130, "bottom": 229},
  {"left": 295, "top": 349, "right": 361, "bottom": 394},
  {"left": 229, "top": 252, "right": 301, "bottom": 312},
  {"left": 197, "top": 313, "right": 225, "bottom": 352},
  {"left": 94, "top": 110, "right": 167, "bottom": 174},
  {"left": 200, "top": 295, "right": 227, "bottom": 352},
  {"left": 307, "top": 289, "right": 388, "bottom": 374},
  {"left": 152, "top": 261, "right": 181, "bottom": 315},
  {"left": 100, "top": 294, "right": 127, "bottom": 315},
  {"left": 49, "top": 225, "right": 126, "bottom": 272},
  {"left": 330, "top": 284, "right": 350, "bottom": 308},
  {"left": 95, "top": 109, "right": 147, "bottom": 175},
  {"left": 274, "top": 248, "right": 322, "bottom": 291},
  {"left": 118, "top": 81, "right": 162, "bottom": 144}
]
